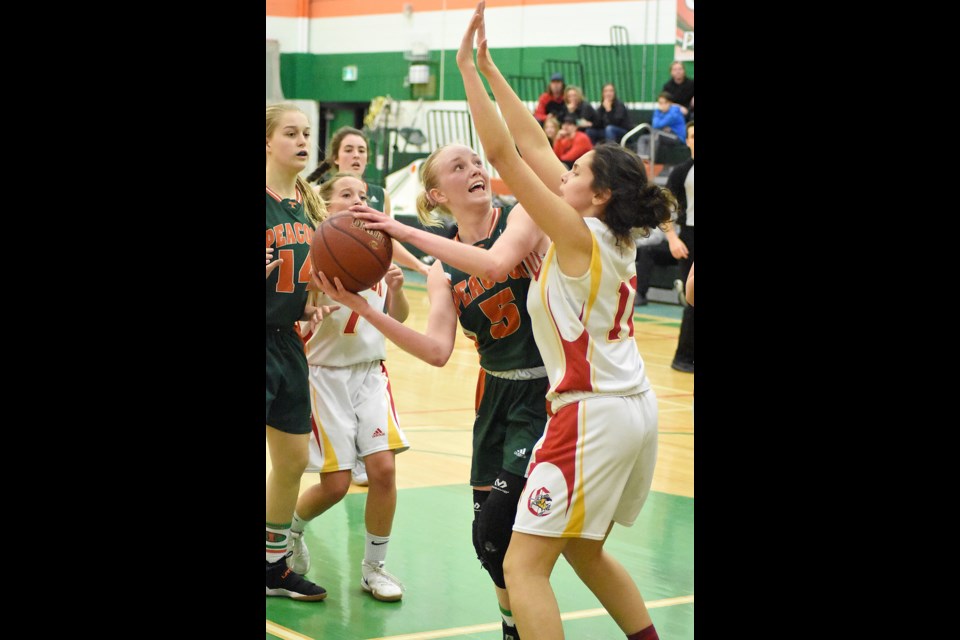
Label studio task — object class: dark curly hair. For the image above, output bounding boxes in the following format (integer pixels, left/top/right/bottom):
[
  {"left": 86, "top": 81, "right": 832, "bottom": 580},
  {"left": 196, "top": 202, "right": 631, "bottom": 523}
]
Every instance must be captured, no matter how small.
[{"left": 588, "top": 142, "right": 676, "bottom": 244}]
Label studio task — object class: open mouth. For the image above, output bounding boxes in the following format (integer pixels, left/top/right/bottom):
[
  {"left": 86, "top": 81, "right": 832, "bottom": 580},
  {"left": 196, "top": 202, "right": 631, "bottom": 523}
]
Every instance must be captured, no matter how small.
[
  {"left": 296, "top": 151, "right": 308, "bottom": 157},
  {"left": 469, "top": 181, "right": 485, "bottom": 193}
]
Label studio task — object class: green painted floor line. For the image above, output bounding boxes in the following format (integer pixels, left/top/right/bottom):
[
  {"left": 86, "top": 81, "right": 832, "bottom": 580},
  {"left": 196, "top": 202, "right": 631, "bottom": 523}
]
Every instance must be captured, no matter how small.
[{"left": 267, "top": 484, "right": 693, "bottom": 640}]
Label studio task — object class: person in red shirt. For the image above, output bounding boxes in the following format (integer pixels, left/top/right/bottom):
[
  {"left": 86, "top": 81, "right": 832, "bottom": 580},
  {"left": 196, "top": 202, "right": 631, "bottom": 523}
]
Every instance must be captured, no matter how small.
[
  {"left": 552, "top": 113, "right": 593, "bottom": 168},
  {"left": 533, "top": 72, "right": 566, "bottom": 124}
]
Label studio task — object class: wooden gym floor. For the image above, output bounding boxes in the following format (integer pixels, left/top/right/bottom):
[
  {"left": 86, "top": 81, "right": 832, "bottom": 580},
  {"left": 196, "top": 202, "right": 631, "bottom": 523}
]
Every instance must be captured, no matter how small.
[{"left": 266, "top": 275, "right": 694, "bottom": 640}]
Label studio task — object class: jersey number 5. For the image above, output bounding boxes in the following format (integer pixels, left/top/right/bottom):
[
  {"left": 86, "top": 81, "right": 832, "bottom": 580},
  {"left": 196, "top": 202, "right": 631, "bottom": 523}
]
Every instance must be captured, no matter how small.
[{"left": 478, "top": 288, "right": 521, "bottom": 340}]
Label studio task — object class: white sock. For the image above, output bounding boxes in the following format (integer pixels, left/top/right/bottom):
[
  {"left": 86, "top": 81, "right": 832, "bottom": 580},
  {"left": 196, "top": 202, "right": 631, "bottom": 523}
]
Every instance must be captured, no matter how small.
[
  {"left": 364, "top": 531, "right": 390, "bottom": 565},
  {"left": 290, "top": 511, "right": 309, "bottom": 534}
]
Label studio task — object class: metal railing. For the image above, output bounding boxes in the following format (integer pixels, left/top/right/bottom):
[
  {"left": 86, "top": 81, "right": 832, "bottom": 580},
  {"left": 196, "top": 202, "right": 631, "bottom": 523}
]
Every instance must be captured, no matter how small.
[{"left": 620, "top": 123, "right": 657, "bottom": 180}]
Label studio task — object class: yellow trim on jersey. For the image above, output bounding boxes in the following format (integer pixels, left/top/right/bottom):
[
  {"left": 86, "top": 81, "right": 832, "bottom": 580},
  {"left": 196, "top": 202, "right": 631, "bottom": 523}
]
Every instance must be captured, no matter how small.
[
  {"left": 584, "top": 233, "right": 603, "bottom": 390},
  {"left": 538, "top": 244, "right": 566, "bottom": 389},
  {"left": 581, "top": 233, "right": 603, "bottom": 327},
  {"left": 563, "top": 402, "right": 588, "bottom": 536},
  {"left": 385, "top": 385, "right": 404, "bottom": 450},
  {"left": 310, "top": 385, "right": 340, "bottom": 473}
]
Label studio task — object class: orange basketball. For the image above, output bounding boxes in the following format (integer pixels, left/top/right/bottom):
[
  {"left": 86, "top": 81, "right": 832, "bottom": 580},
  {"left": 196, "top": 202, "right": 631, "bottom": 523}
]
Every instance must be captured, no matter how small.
[{"left": 310, "top": 213, "right": 393, "bottom": 292}]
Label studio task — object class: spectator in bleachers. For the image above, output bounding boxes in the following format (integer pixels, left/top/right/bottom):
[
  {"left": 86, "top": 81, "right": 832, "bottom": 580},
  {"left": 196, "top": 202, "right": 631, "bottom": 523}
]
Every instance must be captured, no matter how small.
[
  {"left": 587, "top": 82, "right": 632, "bottom": 144},
  {"left": 552, "top": 113, "right": 593, "bottom": 168},
  {"left": 562, "top": 85, "right": 598, "bottom": 133},
  {"left": 637, "top": 92, "right": 686, "bottom": 157},
  {"left": 533, "top": 72, "right": 566, "bottom": 124},
  {"left": 662, "top": 61, "right": 694, "bottom": 121},
  {"left": 542, "top": 115, "right": 560, "bottom": 147}
]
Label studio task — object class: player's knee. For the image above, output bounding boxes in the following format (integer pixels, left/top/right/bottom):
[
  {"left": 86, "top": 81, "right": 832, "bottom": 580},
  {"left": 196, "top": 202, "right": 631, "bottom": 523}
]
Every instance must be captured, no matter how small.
[
  {"left": 476, "top": 471, "right": 525, "bottom": 589},
  {"left": 273, "top": 451, "right": 309, "bottom": 482},
  {"left": 471, "top": 489, "right": 490, "bottom": 562},
  {"left": 364, "top": 451, "right": 396, "bottom": 487},
  {"left": 320, "top": 470, "right": 352, "bottom": 500}
]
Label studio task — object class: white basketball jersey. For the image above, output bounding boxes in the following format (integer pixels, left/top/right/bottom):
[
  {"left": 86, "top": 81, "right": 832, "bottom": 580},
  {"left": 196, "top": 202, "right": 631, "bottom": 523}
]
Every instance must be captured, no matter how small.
[
  {"left": 302, "top": 280, "right": 388, "bottom": 367},
  {"left": 527, "top": 217, "right": 651, "bottom": 411}
]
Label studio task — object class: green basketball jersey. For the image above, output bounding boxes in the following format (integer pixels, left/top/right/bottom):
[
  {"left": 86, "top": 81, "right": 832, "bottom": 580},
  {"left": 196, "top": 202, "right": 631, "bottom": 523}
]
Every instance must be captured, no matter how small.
[
  {"left": 363, "top": 182, "right": 387, "bottom": 213},
  {"left": 265, "top": 188, "right": 315, "bottom": 328},
  {"left": 442, "top": 206, "right": 544, "bottom": 372}
]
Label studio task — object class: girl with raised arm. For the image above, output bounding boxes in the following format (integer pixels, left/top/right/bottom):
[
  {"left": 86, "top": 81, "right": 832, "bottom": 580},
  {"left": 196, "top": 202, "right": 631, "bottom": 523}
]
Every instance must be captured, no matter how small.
[
  {"left": 313, "top": 144, "right": 550, "bottom": 639},
  {"left": 453, "top": 5, "right": 676, "bottom": 639}
]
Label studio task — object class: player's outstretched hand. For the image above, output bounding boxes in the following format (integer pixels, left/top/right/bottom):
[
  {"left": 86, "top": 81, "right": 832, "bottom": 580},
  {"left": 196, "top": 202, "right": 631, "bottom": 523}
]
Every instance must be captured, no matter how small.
[{"left": 349, "top": 206, "right": 412, "bottom": 242}]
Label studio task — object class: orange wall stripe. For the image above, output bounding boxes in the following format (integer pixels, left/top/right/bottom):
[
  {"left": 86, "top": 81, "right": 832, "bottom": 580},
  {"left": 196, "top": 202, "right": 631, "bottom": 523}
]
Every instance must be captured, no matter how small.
[{"left": 268, "top": 0, "right": 639, "bottom": 19}]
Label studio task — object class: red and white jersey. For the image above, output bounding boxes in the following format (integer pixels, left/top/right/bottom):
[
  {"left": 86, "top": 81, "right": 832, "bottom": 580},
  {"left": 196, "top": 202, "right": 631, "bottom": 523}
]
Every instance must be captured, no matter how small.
[
  {"left": 527, "top": 217, "right": 650, "bottom": 411},
  {"left": 301, "top": 280, "right": 388, "bottom": 367}
]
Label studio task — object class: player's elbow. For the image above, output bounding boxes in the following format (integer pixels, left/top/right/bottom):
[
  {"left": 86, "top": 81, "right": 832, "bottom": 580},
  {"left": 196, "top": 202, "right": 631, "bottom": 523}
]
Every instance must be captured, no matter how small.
[
  {"left": 427, "top": 350, "right": 451, "bottom": 367},
  {"left": 482, "top": 259, "right": 512, "bottom": 283}
]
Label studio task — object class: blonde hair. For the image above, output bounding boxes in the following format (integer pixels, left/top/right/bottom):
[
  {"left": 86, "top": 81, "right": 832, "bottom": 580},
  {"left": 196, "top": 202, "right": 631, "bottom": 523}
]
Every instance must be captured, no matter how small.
[
  {"left": 564, "top": 86, "right": 585, "bottom": 104},
  {"left": 414, "top": 145, "right": 454, "bottom": 228},
  {"left": 266, "top": 103, "right": 328, "bottom": 227},
  {"left": 543, "top": 115, "right": 561, "bottom": 141},
  {"left": 317, "top": 172, "right": 365, "bottom": 213}
]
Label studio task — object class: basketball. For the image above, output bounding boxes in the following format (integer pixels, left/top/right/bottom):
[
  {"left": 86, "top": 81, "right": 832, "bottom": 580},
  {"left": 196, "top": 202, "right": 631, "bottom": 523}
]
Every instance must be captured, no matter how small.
[{"left": 310, "top": 213, "right": 393, "bottom": 292}]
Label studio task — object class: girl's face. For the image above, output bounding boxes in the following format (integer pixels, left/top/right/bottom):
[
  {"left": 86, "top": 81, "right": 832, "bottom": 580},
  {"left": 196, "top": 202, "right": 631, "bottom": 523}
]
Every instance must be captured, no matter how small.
[
  {"left": 267, "top": 111, "right": 310, "bottom": 172},
  {"left": 430, "top": 145, "right": 491, "bottom": 212},
  {"left": 543, "top": 120, "right": 558, "bottom": 139},
  {"left": 602, "top": 85, "right": 616, "bottom": 101},
  {"left": 565, "top": 89, "right": 581, "bottom": 106},
  {"left": 559, "top": 150, "right": 599, "bottom": 214},
  {"left": 325, "top": 176, "right": 368, "bottom": 214},
  {"left": 335, "top": 134, "right": 369, "bottom": 176},
  {"left": 657, "top": 97, "right": 671, "bottom": 112}
]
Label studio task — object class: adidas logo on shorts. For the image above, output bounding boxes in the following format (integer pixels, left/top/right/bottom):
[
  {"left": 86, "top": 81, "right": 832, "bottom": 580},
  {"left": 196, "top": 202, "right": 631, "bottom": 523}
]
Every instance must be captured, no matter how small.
[
  {"left": 372, "top": 428, "right": 386, "bottom": 438},
  {"left": 514, "top": 448, "right": 527, "bottom": 458}
]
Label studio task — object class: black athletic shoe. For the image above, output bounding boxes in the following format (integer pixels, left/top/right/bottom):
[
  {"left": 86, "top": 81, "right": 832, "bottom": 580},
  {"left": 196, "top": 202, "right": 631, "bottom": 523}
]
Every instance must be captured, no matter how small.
[{"left": 266, "top": 553, "right": 327, "bottom": 601}]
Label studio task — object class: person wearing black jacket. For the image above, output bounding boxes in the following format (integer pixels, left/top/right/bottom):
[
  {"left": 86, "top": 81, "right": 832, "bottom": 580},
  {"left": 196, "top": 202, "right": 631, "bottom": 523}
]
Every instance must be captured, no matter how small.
[
  {"left": 662, "top": 61, "right": 694, "bottom": 121},
  {"left": 587, "top": 82, "right": 632, "bottom": 144}
]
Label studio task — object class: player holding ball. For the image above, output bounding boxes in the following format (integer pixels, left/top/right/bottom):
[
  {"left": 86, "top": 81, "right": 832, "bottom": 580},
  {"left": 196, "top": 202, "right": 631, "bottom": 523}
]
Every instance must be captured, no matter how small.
[{"left": 288, "top": 172, "right": 411, "bottom": 603}]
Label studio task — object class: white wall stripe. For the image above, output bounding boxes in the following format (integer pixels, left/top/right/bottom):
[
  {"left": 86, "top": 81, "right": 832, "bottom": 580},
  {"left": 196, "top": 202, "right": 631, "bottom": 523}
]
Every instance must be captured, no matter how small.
[{"left": 267, "top": 0, "right": 678, "bottom": 55}]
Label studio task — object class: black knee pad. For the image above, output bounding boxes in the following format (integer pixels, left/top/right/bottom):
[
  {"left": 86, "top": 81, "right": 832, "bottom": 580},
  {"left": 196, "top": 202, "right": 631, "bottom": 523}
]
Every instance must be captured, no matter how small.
[
  {"left": 476, "top": 470, "right": 526, "bottom": 588},
  {"left": 471, "top": 489, "right": 490, "bottom": 563}
]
